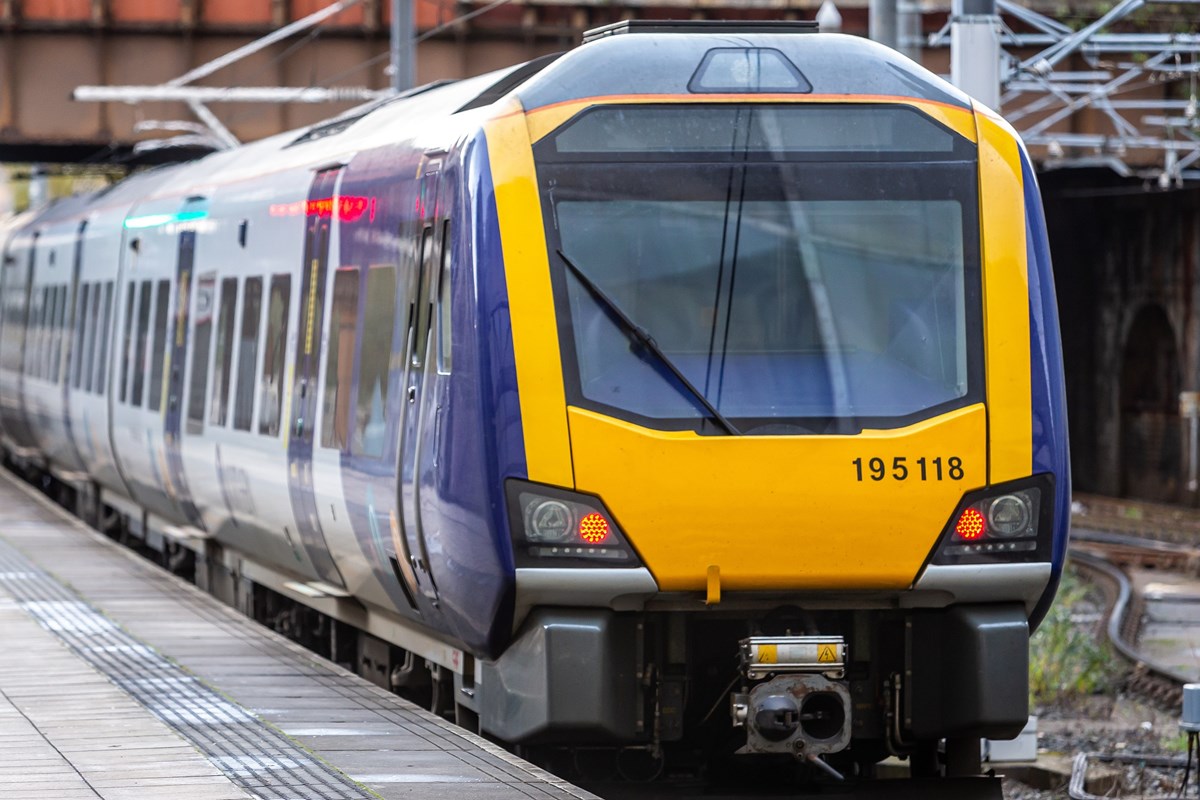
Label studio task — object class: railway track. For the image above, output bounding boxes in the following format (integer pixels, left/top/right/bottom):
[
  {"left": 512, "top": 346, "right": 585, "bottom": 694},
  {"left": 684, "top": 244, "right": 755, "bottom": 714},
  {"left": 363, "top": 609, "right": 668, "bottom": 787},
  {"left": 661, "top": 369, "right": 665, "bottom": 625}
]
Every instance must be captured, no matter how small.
[
  {"left": 1061, "top": 528, "right": 1200, "bottom": 799},
  {"left": 1069, "top": 530, "right": 1200, "bottom": 708}
]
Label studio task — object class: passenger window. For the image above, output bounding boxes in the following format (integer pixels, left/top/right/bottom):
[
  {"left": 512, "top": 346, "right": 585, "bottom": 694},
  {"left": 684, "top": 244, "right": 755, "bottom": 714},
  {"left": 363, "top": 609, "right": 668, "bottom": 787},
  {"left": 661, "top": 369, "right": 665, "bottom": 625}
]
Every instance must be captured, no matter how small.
[
  {"left": 57, "top": 286, "right": 70, "bottom": 382},
  {"left": 55, "top": 286, "right": 68, "bottom": 379},
  {"left": 49, "top": 286, "right": 62, "bottom": 379},
  {"left": 72, "top": 283, "right": 91, "bottom": 389},
  {"left": 31, "top": 286, "right": 48, "bottom": 377},
  {"left": 148, "top": 279, "right": 170, "bottom": 411},
  {"left": 437, "top": 221, "right": 452, "bottom": 375},
  {"left": 85, "top": 284, "right": 102, "bottom": 392},
  {"left": 321, "top": 267, "right": 359, "bottom": 450},
  {"left": 353, "top": 265, "right": 396, "bottom": 458},
  {"left": 95, "top": 282, "right": 113, "bottom": 394},
  {"left": 32, "top": 286, "right": 47, "bottom": 379},
  {"left": 131, "top": 280, "right": 152, "bottom": 406},
  {"left": 412, "top": 228, "right": 434, "bottom": 369},
  {"left": 187, "top": 274, "right": 216, "bottom": 434},
  {"left": 259, "top": 275, "right": 290, "bottom": 437},
  {"left": 118, "top": 283, "right": 138, "bottom": 403},
  {"left": 209, "top": 277, "right": 238, "bottom": 426},
  {"left": 234, "top": 277, "right": 262, "bottom": 432},
  {"left": 49, "top": 286, "right": 65, "bottom": 382}
]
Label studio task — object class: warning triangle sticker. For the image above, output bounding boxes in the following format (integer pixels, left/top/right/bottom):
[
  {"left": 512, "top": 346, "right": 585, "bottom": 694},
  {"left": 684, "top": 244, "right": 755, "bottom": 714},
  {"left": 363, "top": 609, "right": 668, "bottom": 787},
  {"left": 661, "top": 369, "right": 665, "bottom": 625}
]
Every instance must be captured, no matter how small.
[{"left": 817, "top": 645, "right": 837, "bottom": 663}]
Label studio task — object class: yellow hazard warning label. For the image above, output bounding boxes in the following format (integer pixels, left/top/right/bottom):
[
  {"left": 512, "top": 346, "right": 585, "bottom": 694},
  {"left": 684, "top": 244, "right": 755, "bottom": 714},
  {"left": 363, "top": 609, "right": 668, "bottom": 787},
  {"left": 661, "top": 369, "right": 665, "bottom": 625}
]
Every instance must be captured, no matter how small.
[
  {"left": 817, "top": 645, "right": 838, "bottom": 663},
  {"left": 757, "top": 644, "right": 778, "bottom": 664}
]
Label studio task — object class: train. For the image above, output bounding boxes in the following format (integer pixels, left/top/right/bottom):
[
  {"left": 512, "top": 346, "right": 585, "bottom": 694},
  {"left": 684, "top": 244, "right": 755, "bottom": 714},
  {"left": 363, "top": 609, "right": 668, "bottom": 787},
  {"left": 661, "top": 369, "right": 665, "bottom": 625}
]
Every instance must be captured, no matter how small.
[{"left": 0, "top": 20, "right": 1069, "bottom": 783}]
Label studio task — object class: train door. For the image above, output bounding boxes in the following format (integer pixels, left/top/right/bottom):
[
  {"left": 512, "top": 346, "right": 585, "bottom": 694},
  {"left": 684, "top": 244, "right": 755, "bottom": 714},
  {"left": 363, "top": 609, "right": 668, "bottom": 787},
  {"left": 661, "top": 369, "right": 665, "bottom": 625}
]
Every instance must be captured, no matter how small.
[
  {"left": 4, "top": 230, "right": 39, "bottom": 454},
  {"left": 161, "top": 216, "right": 205, "bottom": 529},
  {"left": 285, "top": 167, "right": 346, "bottom": 587},
  {"left": 57, "top": 220, "right": 89, "bottom": 474},
  {"left": 398, "top": 161, "right": 442, "bottom": 602}
]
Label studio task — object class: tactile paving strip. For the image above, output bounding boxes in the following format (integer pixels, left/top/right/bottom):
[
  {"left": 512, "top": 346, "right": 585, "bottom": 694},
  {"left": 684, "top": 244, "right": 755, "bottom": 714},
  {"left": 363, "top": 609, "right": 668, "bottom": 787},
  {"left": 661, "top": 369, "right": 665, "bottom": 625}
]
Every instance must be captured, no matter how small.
[{"left": 0, "top": 535, "right": 374, "bottom": 800}]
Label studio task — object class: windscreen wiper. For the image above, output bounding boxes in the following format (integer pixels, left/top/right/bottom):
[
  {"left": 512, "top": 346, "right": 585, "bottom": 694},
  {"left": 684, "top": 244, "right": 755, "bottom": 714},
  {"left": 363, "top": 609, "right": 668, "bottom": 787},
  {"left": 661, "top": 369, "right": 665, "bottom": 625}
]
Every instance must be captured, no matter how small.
[{"left": 557, "top": 249, "right": 740, "bottom": 436}]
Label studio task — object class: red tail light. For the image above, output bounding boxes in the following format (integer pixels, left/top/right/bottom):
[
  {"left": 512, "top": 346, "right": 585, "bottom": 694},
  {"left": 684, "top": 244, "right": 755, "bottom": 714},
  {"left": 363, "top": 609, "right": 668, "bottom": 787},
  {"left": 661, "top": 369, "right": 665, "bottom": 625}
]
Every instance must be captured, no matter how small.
[
  {"left": 579, "top": 513, "right": 610, "bottom": 544},
  {"left": 955, "top": 508, "right": 986, "bottom": 541}
]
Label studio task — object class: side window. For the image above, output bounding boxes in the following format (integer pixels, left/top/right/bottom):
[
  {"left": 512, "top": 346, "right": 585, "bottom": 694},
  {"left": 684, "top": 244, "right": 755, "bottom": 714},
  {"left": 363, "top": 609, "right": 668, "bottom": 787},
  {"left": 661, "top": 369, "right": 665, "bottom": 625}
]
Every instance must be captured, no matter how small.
[
  {"left": 95, "top": 281, "right": 113, "bottom": 394},
  {"left": 437, "top": 221, "right": 452, "bottom": 375},
  {"left": 118, "top": 282, "right": 137, "bottom": 403},
  {"left": 412, "top": 227, "right": 434, "bottom": 368},
  {"left": 72, "top": 283, "right": 91, "bottom": 389},
  {"left": 31, "top": 286, "right": 48, "bottom": 377},
  {"left": 259, "top": 275, "right": 290, "bottom": 437},
  {"left": 233, "top": 277, "right": 262, "bottom": 432},
  {"left": 148, "top": 279, "right": 170, "bottom": 411},
  {"left": 187, "top": 274, "right": 216, "bottom": 434},
  {"left": 30, "top": 286, "right": 44, "bottom": 378},
  {"left": 51, "top": 286, "right": 66, "bottom": 382},
  {"left": 209, "top": 277, "right": 238, "bottom": 427},
  {"left": 353, "top": 265, "right": 396, "bottom": 458},
  {"left": 85, "top": 284, "right": 102, "bottom": 392},
  {"left": 131, "top": 280, "right": 152, "bottom": 406},
  {"left": 321, "top": 268, "right": 360, "bottom": 450}
]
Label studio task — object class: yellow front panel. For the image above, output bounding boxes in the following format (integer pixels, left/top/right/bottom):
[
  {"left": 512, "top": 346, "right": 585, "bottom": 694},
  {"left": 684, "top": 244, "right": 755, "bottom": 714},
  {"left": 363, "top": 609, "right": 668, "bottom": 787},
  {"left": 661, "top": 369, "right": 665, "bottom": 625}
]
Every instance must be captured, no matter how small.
[
  {"left": 569, "top": 405, "right": 987, "bottom": 591},
  {"left": 976, "top": 109, "right": 1033, "bottom": 482},
  {"left": 484, "top": 100, "right": 575, "bottom": 486}
]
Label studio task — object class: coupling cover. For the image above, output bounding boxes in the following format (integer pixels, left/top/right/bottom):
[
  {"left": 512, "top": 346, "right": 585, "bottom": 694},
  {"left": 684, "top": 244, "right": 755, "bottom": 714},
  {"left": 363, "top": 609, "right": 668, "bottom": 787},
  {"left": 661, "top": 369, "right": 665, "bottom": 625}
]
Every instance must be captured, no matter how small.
[{"left": 742, "top": 636, "right": 846, "bottom": 679}]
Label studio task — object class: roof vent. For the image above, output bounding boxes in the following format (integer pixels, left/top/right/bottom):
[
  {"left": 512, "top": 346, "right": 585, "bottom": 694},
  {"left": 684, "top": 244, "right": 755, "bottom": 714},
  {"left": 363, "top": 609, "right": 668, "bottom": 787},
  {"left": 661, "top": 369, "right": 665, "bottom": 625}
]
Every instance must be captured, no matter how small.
[{"left": 582, "top": 19, "right": 819, "bottom": 44}]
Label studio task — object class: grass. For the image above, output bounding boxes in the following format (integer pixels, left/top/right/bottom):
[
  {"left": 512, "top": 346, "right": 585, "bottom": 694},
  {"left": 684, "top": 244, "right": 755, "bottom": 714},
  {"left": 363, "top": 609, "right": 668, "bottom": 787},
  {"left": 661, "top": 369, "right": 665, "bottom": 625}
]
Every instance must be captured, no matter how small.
[{"left": 1029, "top": 562, "right": 1122, "bottom": 707}]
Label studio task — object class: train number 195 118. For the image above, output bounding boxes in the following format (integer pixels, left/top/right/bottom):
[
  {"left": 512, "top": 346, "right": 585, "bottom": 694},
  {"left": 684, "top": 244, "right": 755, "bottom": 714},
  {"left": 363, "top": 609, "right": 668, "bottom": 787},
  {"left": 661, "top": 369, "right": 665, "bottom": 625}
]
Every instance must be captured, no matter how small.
[{"left": 851, "top": 456, "right": 964, "bottom": 482}]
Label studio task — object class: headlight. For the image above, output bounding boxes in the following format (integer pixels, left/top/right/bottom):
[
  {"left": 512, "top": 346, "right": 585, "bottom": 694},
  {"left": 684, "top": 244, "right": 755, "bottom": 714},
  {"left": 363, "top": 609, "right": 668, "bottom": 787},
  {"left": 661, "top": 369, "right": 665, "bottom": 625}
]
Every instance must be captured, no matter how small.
[
  {"left": 988, "top": 494, "right": 1033, "bottom": 538},
  {"left": 931, "top": 476, "right": 1053, "bottom": 565},
  {"left": 506, "top": 480, "right": 641, "bottom": 568},
  {"left": 525, "top": 499, "right": 574, "bottom": 543}
]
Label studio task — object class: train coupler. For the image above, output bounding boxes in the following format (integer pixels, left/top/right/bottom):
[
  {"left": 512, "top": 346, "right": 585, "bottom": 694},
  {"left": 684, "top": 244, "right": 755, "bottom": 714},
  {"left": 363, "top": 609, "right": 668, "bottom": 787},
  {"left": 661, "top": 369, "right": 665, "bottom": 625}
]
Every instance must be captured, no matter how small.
[{"left": 732, "top": 636, "right": 851, "bottom": 757}]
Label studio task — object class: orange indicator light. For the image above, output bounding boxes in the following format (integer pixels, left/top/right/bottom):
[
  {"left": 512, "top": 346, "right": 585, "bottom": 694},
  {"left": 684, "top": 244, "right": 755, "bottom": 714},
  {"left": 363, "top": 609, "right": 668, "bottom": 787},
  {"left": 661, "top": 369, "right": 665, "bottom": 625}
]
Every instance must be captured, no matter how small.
[
  {"left": 955, "top": 508, "right": 986, "bottom": 541},
  {"left": 579, "top": 513, "right": 610, "bottom": 544}
]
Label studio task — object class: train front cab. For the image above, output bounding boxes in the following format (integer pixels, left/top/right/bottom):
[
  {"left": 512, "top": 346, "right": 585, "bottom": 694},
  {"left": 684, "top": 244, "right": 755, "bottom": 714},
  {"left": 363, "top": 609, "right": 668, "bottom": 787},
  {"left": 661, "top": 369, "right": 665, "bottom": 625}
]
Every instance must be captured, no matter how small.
[{"left": 478, "top": 31, "right": 1069, "bottom": 779}]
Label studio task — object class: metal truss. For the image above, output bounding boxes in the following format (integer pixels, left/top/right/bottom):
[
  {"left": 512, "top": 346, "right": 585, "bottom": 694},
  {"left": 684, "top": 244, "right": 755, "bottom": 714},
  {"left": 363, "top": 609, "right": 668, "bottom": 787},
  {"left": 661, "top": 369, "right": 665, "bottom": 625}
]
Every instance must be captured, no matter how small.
[
  {"left": 931, "top": 0, "right": 1200, "bottom": 185},
  {"left": 71, "top": 0, "right": 380, "bottom": 152}
]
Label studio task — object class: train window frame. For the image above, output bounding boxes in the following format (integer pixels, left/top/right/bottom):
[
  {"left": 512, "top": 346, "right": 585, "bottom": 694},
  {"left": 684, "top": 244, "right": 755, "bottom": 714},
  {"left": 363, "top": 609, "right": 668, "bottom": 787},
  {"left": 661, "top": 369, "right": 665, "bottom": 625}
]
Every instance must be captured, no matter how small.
[
  {"left": 209, "top": 276, "right": 239, "bottom": 427},
  {"left": 148, "top": 278, "right": 171, "bottom": 412},
  {"left": 321, "top": 266, "right": 360, "bottom": 451},
  {"left": 436, "top": 221, "right": 452, "bottom": 376},
  {"left": 131, "top": 279, "right": 153, "bottom": 407},
  {"left": 118, "top": 282, "right": 138, "bottom": 403},
  {"left": 95, "top": 281, "right": 113, "bottom": 394},
  {"left": 233, "top": 276, "right": 263, "bottom": 432},
  {"left": 187, "top": 272, "right": 217, "bottom": 435},
  {"left": 351, "top": 264, "right": 397, "bottom": 458},
  {"left": 259, "top": 274, "right": 291, "bottom": 437}
]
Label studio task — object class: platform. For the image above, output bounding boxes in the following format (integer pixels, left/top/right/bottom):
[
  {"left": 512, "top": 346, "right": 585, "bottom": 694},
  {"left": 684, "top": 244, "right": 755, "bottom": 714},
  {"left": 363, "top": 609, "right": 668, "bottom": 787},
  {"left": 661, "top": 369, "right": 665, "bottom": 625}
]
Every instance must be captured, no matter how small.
[{"left": 0, "top": 469, "right": 597, "bottom": 800}]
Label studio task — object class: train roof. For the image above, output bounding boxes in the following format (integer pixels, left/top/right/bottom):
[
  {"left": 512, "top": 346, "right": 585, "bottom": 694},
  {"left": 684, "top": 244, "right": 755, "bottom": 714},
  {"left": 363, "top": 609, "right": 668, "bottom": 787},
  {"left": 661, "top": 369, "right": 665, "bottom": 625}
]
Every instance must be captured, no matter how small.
[{"left": 514, "top": 30, "right": 972, "bottom": 111}]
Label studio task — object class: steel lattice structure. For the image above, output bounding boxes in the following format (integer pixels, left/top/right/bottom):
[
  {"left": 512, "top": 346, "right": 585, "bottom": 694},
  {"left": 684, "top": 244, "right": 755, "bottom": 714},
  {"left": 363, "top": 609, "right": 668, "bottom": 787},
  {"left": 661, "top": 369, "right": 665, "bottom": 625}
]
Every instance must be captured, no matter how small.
[{"left": 931, "top": 0, "right": 1200, "bottom": 185}]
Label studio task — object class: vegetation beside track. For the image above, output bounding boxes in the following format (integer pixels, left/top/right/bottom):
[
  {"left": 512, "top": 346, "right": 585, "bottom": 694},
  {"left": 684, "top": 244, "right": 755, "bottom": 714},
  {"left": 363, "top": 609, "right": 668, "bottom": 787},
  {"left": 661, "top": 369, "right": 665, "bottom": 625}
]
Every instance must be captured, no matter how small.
[{"left": 1029, "top": 563, "right": 1121, "bottom": 707}]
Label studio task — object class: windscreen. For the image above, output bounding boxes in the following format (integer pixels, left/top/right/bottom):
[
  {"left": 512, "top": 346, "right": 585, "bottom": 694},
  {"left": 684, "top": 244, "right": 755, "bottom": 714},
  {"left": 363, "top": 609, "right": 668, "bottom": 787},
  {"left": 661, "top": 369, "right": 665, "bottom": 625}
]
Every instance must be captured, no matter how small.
[{"left": 534, "top": 104, "right": 983, "bottom": 435}]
